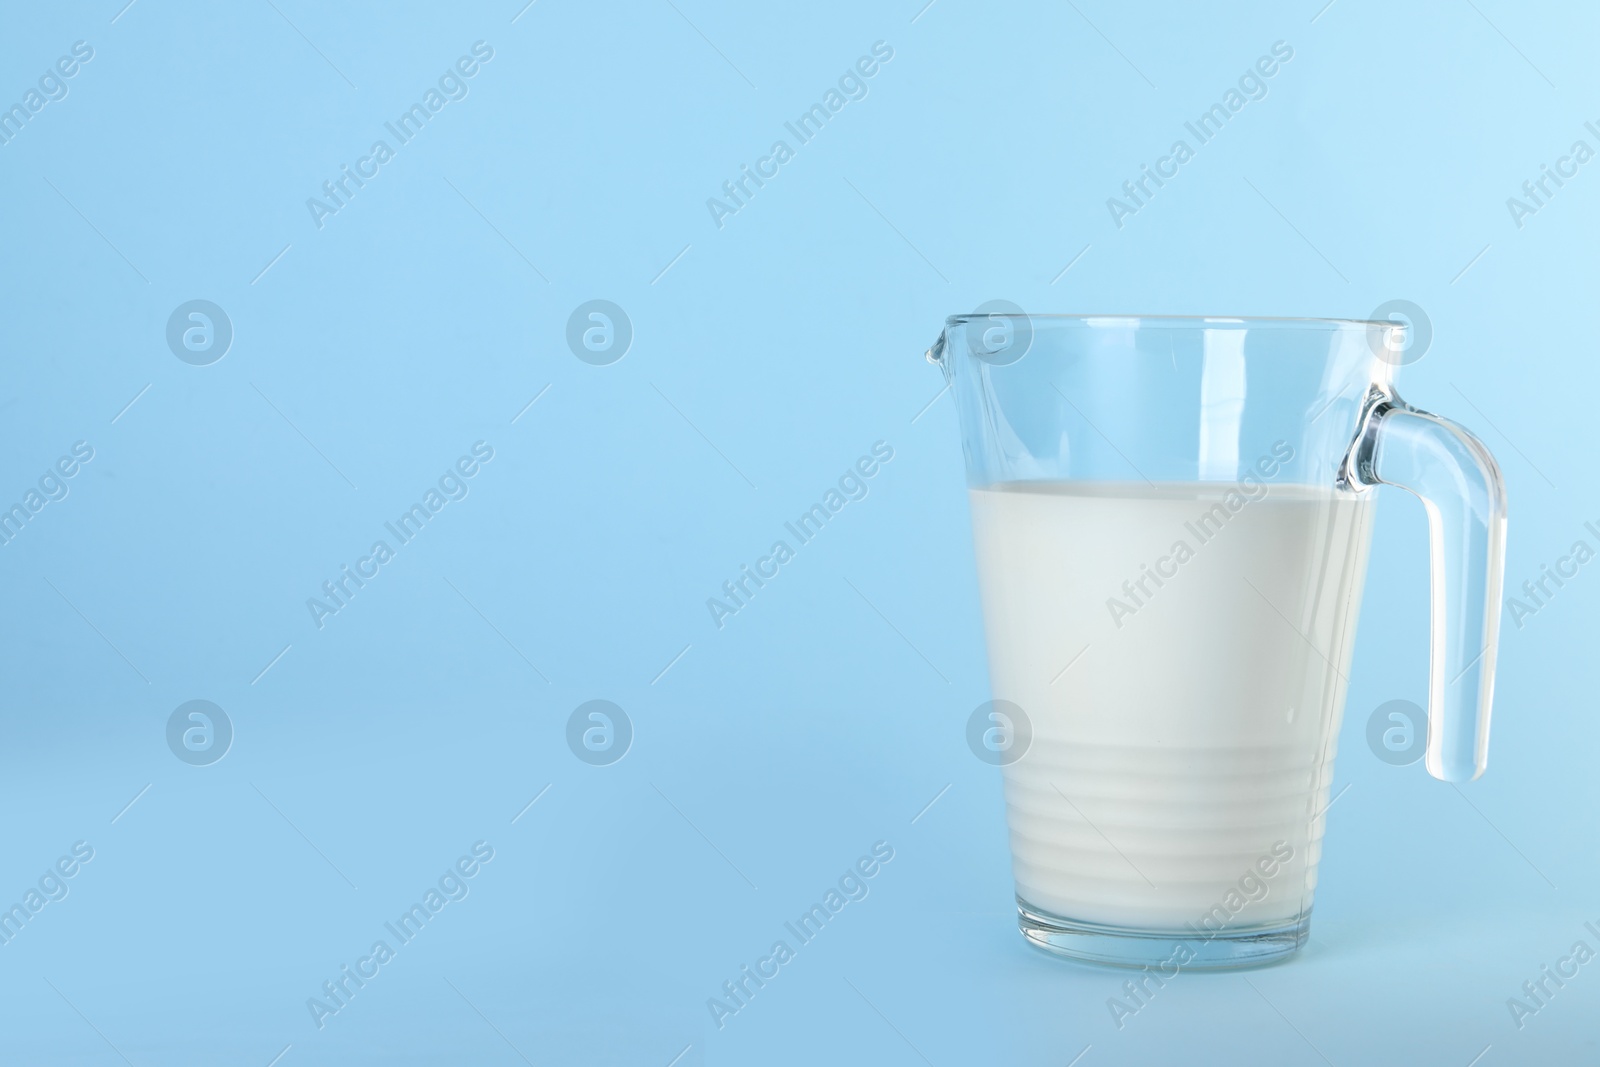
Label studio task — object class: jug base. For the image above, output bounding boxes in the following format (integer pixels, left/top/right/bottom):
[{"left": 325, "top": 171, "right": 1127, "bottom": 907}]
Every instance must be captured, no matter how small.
[{"left": 1016, "top": 898, "right": 1310, "bottom": 971}]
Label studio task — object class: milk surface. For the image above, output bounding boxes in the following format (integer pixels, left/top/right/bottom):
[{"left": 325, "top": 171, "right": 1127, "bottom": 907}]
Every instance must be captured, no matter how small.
[{"left": 969, "top": 481, "right": 1373, "bottom": 930}]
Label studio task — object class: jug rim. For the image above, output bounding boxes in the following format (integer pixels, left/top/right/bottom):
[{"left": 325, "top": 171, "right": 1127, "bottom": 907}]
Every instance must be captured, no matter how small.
[{"left": 942, "top": 313, "right": 1398, "bottom": 330}]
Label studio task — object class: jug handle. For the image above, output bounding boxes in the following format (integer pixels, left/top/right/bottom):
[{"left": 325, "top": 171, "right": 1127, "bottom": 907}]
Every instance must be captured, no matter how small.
[{"left": 1345, "top": 387, "right": 1509, "bottom": 782}]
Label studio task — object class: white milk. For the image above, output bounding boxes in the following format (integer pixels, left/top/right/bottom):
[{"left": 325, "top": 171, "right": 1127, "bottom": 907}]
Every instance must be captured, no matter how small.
[{"left": 969, "top": 481, "right": 1373, "bottom": 930}]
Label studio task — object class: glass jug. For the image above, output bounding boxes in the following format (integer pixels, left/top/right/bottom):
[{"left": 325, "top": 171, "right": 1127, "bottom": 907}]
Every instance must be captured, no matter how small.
[{"left": 929, "top": 313, "right": 1506, "bottom": 968}]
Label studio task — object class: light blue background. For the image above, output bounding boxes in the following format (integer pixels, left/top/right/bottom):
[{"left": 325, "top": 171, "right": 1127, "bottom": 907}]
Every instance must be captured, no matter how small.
[{"left": 1, "top": 1, "right": 1595, "bottom": 1063}]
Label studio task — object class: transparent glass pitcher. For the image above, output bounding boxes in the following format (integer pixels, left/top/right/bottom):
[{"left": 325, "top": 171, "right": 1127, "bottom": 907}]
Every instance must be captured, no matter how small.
[{"left": 929, "top": 313, "right": 1507, "bottom": 969}]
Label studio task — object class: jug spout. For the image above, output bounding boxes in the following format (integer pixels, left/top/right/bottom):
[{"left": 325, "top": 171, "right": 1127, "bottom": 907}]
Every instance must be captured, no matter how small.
[{"left": 925, "top": 326, "right": 950, "bottom": 380}]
